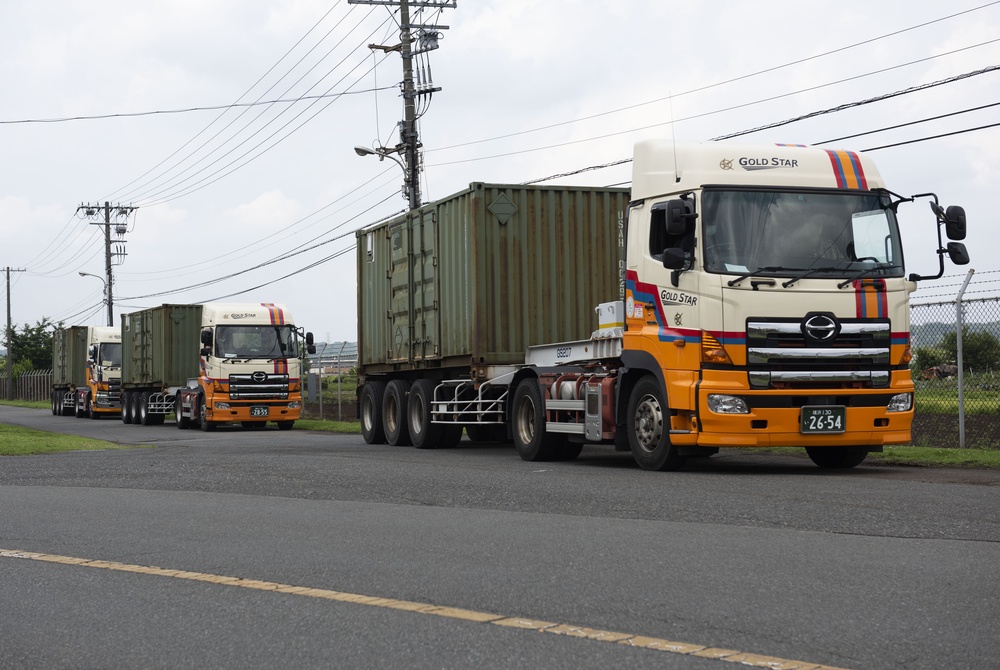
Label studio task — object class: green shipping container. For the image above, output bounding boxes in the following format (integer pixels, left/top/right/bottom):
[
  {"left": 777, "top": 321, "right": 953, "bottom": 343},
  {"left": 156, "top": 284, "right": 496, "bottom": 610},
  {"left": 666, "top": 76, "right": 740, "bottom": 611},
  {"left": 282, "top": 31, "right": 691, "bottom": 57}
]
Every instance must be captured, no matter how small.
[
  {"left": 121, "top": 304, "right": 203, "bottom": 390},
  {"left": 357, "top": 182, "right": 629, "bottom": 377},
  {"left": 52, "top": 326, "right": 89, "bottom": 387}
]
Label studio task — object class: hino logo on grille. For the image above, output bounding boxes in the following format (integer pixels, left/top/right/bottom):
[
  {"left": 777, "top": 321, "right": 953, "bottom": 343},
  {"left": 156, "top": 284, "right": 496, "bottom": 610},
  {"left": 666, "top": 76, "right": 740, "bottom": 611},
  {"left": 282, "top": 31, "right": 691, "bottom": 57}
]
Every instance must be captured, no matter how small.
[
  {"left": 802, "top": 312, "right": 840, "bottom": 343},
  {"left": 252, "top": 371, "right": 268, "bottom": 382}
]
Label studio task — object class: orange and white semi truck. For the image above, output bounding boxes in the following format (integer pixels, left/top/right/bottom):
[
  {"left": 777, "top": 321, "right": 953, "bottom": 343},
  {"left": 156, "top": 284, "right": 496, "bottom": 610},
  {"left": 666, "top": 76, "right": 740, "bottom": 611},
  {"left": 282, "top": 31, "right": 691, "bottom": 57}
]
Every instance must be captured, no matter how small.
[
  {"left": 51, "top": 325, "right": 122, "bottom": 419},
  {"left": 357, "top": 141, "right": 969, "bottom": 470},
  {"left": 121, "top": 303, "right": 315, "bottom": 430}
]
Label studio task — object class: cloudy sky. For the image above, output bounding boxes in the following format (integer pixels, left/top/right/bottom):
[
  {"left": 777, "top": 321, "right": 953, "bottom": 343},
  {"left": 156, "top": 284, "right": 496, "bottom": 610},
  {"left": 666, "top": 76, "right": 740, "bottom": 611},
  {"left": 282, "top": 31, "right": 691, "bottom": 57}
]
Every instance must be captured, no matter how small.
[{"left": 1, "top": 0, "right": 998, "bottom": 345}]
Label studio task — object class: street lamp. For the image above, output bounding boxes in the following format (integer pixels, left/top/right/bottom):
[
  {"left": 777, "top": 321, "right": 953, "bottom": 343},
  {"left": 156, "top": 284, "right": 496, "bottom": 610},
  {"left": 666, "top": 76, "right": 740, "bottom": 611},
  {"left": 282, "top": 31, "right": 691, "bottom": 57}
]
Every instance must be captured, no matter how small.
[
  {"left": 354, "top": 143, "right": 419, "bottom": 211},
  {"left": 79, "top": 272, "right": 112, "bottom": 327}
]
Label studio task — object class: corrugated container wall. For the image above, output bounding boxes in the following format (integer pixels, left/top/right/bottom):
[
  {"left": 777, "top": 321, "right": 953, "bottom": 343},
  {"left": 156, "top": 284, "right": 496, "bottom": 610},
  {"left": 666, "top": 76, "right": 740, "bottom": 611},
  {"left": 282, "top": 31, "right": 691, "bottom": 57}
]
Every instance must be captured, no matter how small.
[
  {"left": 121, "top": 304, "right": 203, "bottom": 389},
  {"left": 52, "top": 326, "right": 89, "bottom": 387},
  {"left": 357, "top": 183, "right": 629, "bottom": 375}
]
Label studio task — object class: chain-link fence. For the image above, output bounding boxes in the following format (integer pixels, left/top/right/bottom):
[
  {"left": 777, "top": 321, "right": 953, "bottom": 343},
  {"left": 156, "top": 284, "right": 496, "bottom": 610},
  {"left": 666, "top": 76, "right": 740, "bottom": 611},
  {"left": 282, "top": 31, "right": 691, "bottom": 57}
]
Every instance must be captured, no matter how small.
[{"left": 911, "top": 296, "right": 1000, "bottom": 449}]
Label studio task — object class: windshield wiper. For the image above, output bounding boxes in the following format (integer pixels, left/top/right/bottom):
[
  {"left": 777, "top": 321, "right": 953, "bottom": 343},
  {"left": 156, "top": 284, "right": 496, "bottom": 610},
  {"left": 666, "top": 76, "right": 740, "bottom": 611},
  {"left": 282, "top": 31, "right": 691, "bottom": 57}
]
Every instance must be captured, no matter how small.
[
  {"left": 727, "top": 266, "right": 796, "bottom": 287},
  {"left": 837, "top": 264, "right": 902, "bottom": 289},
  {"left": 781, "top": 266, "right": 842, "bottom": 288}
]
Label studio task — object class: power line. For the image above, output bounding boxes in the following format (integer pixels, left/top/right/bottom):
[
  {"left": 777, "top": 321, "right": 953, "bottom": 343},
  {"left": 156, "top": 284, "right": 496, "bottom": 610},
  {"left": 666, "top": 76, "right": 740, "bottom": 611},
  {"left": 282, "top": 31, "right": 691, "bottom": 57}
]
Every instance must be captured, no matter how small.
[{"left": 426, "top": 1, "right": 1000, "bottom": 155}]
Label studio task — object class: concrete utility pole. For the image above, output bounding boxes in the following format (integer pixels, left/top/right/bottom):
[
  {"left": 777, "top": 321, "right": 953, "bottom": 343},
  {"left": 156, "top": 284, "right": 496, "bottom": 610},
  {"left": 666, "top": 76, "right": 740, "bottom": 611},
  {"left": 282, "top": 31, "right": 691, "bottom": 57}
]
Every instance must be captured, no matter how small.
[
  {"left": 349, "top": 0, "right": 455, "bottom": 211},
  {"left": 4, "top": 266, "right": 26, "bottom": 400},
  {"left": 77, "top": 202, "right": 136, "bottom": 327}
]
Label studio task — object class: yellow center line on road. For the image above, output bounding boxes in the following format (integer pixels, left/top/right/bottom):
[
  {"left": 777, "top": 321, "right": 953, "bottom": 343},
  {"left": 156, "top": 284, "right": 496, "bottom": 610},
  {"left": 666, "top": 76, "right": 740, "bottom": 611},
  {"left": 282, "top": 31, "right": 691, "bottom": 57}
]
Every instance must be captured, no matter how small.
[{"left": 1, "top": 548, "right": 848, "bottom": 670}]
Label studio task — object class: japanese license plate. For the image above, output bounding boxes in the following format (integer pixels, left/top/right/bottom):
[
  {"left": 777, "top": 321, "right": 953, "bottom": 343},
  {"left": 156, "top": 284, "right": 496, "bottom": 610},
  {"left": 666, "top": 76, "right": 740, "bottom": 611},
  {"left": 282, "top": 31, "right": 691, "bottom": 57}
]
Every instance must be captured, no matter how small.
[
  {"left": 800, "top": 406, "right": 846, "bottom": 434},
  {"left": 250, "top": 406, "right": 269, "bottom": 417}
]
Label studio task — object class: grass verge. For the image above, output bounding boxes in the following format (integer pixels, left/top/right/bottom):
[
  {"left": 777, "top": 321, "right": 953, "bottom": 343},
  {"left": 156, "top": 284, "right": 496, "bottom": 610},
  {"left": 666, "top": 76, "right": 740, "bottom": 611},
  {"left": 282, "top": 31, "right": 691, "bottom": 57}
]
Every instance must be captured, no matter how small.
[
  {"left": 0, "top": 423, "right": 136, "bottom": 456},
  {"left": 296, "top": 419, "right": 362, "bottom": 434}
]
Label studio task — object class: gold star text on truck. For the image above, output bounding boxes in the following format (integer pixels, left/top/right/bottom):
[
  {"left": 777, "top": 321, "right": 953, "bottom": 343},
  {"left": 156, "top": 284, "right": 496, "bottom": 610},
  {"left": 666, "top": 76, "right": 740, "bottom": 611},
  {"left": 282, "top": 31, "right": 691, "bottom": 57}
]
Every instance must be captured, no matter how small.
[{"left": 356, "top": 141, "right": 969, "bottom": 470}]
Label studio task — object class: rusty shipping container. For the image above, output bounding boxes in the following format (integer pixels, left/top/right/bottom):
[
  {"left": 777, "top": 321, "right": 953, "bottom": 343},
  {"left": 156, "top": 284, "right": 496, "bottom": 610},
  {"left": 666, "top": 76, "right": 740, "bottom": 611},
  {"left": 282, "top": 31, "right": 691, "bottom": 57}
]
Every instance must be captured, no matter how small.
[
  {"left": 52, "top": 326, "right": 89, "bottom": 388},
  {"left": 357, "top": 183, "right": 630, "bottom": 378},
  {"left": 121, "top": 304, "right": 203, "bottom": 391}
]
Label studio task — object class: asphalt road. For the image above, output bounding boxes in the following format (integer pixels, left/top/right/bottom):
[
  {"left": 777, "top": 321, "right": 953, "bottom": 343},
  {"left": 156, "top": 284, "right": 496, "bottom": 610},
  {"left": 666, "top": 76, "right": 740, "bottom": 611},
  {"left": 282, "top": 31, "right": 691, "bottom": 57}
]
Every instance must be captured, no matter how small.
[{"left": 1, "top": 406, "right": 998, "bottom": 670}]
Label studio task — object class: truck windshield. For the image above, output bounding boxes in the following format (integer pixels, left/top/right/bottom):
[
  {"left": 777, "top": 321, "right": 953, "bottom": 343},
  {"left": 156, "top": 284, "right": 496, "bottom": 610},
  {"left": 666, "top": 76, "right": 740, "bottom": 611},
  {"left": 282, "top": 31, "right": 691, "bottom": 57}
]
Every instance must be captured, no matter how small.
[
  {"left": 701, "top": 189, "right": 904, "bottom": 281},
  {"left": 99, "top": 343, "right": 122, "bottom": 367},
  {"left": 215, "top": 325, "right": 297, "bottom": 359}
]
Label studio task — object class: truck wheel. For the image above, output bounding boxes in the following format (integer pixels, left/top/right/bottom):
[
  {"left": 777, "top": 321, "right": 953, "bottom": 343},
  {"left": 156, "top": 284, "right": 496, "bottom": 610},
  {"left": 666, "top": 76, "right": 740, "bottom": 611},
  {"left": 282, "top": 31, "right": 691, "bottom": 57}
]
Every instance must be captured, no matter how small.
[
  {"left": 511, "top": 379, "right": 563, "bottom": 461},
  {"left": 806, "top": 447, "right": 868, "bottom": 469},
  {"left": 360, "top": 381, "right": 386, "bottom": 444},
  {"left": 627, "top": 376, "right": 686, "bottom": 471},
  {"left": 465, "top": 424, "right": 508, "bottom": 444},
  {"left": 276, "top": 421, "right": 294, "bottom": 431},
  {"left": 121, "top": 392, "right": 133, "bottom": 424},
  {"left": 51, "top": 392, "right": 58, "bottom": 415},
  {"left": 554, "top": 442, "right": 584, "bottom": 461},
  {"left": 175, "top": 396, "right": 191, "bottom": 429},
  {"left": 383, "top": 379, "right": 412, "bottom": 446},
  {"left": 139, "top": 392, "right": 154, "bottom": 426},
  {"left": 131, "top": 393, "right": 143, "bottom": 426},
  {"left": 199, "top": 395, "right": 216, "bottom": 432},
  {"left": 408, "top": 379, "right": 442, "bottom": 449},
  {"left": 440, "top": 424, "right": 464, "bottom": 448},
  {"left": 88, "top": 395, "right": 99, "bottom": 420}
]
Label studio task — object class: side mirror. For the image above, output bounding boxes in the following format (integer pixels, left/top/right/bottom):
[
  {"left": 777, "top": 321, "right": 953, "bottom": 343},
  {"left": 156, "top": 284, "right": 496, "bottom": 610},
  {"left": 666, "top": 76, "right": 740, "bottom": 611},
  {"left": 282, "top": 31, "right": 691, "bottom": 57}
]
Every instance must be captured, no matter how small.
[
  {"left": 947, "top": 242, "right": 970, "bottom": 265},
  {"left": 306, "top": 332, "right": 315, "bottom": 346},
  {"left": 307, "top": 344, "right": 317, "bottom": 355},
  {"left": 200, "top": 330, "right": 213, "bottom": 346},
  {"left": 662, "top": 247, "right": 687, "bottom": 269},
  {"left": 944, "top": 205, "right": 966, "bottom": 240},
  {"left": 200, "top": 347, "right": 211, "bottom": 357}
]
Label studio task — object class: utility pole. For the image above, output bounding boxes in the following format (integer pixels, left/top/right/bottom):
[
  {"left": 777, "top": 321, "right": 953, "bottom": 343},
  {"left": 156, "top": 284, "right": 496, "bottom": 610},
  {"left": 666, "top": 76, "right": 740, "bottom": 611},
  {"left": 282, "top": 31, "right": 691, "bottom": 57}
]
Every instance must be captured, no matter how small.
[
  {"left": 4, "top": 266, "right": 26, "bottom": 400},
  {"left": 349, "top": 0, "right": 455, "bottom": 211},
  {"left": 77, "top": 202, "right": 135, "bottom": 327}
]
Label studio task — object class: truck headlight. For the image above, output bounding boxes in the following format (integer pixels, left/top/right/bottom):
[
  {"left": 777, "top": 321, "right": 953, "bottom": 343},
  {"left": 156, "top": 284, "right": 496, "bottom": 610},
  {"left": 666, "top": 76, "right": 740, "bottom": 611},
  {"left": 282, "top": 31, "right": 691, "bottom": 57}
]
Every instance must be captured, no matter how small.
[
  {"left": 288, "top": 401, "right": 301, "bottom": 409},
  {"left": 707, "top": 394, "right": 750, "bottom": 414},
  {"left": 887, "top": 393, "right": 912, "bottom": 413},
  {"left": 215, "top": 402, "right": 231, "bottom": 410}
]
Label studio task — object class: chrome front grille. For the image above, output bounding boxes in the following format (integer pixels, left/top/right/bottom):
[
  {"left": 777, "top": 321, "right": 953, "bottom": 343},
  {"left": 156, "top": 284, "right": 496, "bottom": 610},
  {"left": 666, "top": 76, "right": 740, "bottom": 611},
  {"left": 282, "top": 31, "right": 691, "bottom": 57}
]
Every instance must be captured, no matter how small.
[
  {"left": 228, "top": 373, "right": 290, "bottom": 400},
  {"left": 746, "top": 319, "right": 891, "bottom": 389}
]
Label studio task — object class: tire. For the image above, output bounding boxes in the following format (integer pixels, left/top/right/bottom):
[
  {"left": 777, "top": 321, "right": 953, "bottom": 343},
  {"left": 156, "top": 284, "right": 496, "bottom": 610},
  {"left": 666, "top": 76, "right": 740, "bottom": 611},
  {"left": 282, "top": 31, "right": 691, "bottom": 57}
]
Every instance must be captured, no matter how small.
[
  {"left": 87, "top": 395, "right": 99, "bottom": 420},
  {"left": 383, "top": 379, "right": 412, "bottom": 446},
  {"left": 121, "top": 392, "right": 133, "bottom": 424},
  {"left": 131, "top": 393, "right": 143, "bottom": 427},
  {"left": 276, "top": 421, "right": 294, "bottom": 431},
  {"left": 511, "top": 378, "right": 563, "bottom": 461},
  {"left": 439, "top": 424, "right": 464, "bottom": 449},
  {"left": 806, "top": 447, "right": 868, "bottom": 469},
  {"left": 139, "top": 392, "right": 154, "bottom": 426},
  {"left": 627, "top": 376, "right": 686, "bottom": 471},
  {"left": 199, "top": 395, "right": 216, "bottom": 432},
  {"left": 554, "top": 441, "right": 584, "bottom": 461},
  {"left": 360, "top": 381, "right": 386, "bottom": 444},
  {"left": 175, "top": 396, "right": 191, "bottom": 429},
  {"left": 408, "top": 379, "right": 442, "bottom": 449},
  {"left": 465, "top": 423, "right": 508, "bottom": 444},
  {"left": 51, "top": 392, "right": 59, "bottom": 416}
]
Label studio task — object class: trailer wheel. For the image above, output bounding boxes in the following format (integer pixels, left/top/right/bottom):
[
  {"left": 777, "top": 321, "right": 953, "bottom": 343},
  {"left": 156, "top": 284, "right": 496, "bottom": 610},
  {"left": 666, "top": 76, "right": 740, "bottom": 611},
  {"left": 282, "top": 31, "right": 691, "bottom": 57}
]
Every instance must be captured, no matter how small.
[
  {"left": 360, "top": 381, "right": 386, "bottom": 444},
  {"left": 627, "top": 376, "right": 686, "bottom": 471},
  {"left": 383, "top": 379, "right": 412, "bottom": 446},
  {"left": 139, "top": 392, "right": 153, "bottom": 426},
  {"left": 131, "top": 393, "right": 143, "bottom": 427},
  {"left": 465, "top": 424, "right": 508, "bottom": 444},
  {"left": 51, "top": 392, "right": 59, "bottom": 416},
  {"left": 511, "top": 378, "right": 564, "bottom": 461},
  {"left": 806, "top": 447, "right": 868, "bottom": 469},
  {"left": 175, "top": 396, "right": 191, "bottom": 429},
  {"left": 408, "top": 379, "right": 442, "bottom": 449},
  {"left": 199, "top": 395, "right": 216, "bottom": 432},
  {"left": 120, "top": 392, "right": 132, "bottom": 424}
]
